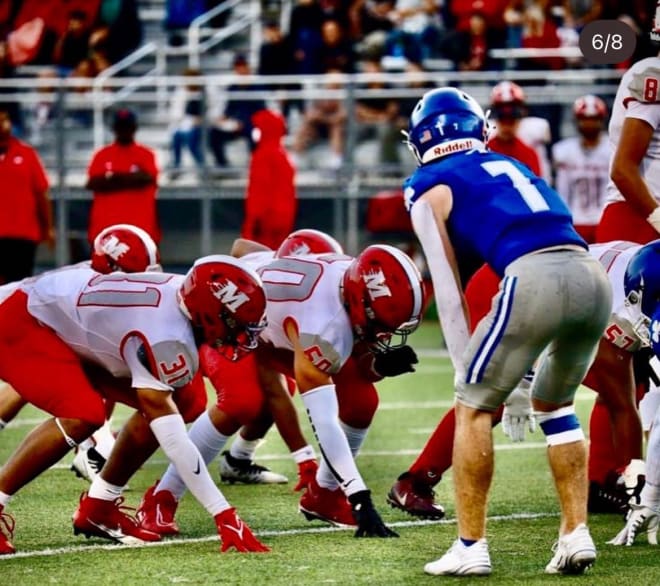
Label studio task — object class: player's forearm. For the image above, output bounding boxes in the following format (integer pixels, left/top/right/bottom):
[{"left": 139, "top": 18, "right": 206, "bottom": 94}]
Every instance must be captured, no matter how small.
[{"left": 611, "top": 165, "right": 658, "bottom": 219}]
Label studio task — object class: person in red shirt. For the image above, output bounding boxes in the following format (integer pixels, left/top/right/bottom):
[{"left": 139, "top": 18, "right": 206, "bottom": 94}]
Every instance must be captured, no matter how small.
[
  {"left": 0, "top": 106, "right": 54, "bottom": 285},
  {"left": 486, "top": 83, "right": 542, "bottom": 176},
  {"left": 241, "top": 109, "right": 297, "bottom": 250},
  {"left": 86, "top": 109, "right": 160, "bottom": 246}
]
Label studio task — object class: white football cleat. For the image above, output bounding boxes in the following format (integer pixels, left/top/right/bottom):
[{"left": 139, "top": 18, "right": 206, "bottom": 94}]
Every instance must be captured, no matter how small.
[
  {"left": 219, "top": 451, "right": 288, "bottom": 484},
  {"left": 71, "top": 446, "right": 106, "bottom": 483},
  {"left": 608, "top": 504, "right": 659, "bottom": 546},
  {"left": 545, "top": 523, "right": 596, "bottom": 575},
  {"left": 424, "top": 538, "right": 492, "bottom": 576}
]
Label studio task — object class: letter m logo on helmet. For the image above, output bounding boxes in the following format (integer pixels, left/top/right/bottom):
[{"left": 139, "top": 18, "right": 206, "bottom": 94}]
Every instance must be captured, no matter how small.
[
  {"left": 100, "top": 235, "right": 130, "bottom": 261},
  {"left": 363, "top": 269, "right": 392, "bottom": 300},
  {"left": 211, "top": 280, "right": 249, "bottom": 313}
]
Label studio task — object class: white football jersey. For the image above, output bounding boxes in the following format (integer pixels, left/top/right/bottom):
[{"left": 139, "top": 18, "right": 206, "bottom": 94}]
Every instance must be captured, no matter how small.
[
  {"left": 22, "top": 266, "right": 198, "bottom": 390},
  {"left": 606, "top": 56, "right": 660, "bottom": 203},
  {"left": 258, "top": 254, "right": 355, "bottom": 374},
  {"left": 552, "top": 133, "right": 611, "bottom": 224},
  {"left": 589, "top": 240, "right": 644, "bottom": 351}
]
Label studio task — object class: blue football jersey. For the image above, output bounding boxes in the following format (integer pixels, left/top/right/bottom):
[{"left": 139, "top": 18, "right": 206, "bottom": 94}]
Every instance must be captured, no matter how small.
[{"left": 403, "top": 149, "right": 586, "bottom": 276}]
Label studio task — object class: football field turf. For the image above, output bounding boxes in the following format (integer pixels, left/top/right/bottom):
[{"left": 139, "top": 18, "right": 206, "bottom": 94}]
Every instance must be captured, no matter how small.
[{"left": 2, "top": 323, "right": 659, "bottom": 585}]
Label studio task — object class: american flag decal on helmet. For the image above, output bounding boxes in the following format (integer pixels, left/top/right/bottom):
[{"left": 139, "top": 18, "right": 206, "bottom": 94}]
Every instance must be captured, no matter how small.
[{"left": 419, "top": 129, "right": 432, "bottom": 143}]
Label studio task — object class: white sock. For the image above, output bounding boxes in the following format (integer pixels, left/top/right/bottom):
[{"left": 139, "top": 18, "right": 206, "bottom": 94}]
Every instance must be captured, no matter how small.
[
  {"left": 150, "top": 413, "right": 229, "bottom": 516},
  {"left": 88, "top": 476, "right": 124, "bottom": 501},
  {"left": 92, "top": 420, "right": 116, "bottom": 460},
  {"left": 0, "top": 491, "right": 11, "bottom": 508},
  {"left": 339, "top": 421, "right": 368, "bottom": 457},
  {"left": 317, "top": 422, "right": 367, "bottom": 490},
  {"left": 641, "top": 481, "right": 660, "bottom": 511},
  {"left": 302, "top": 385, "right": 367, "bottom": 497},
  {"left": 78, "top": 437, "right": 95, "bottom": 451},
  {"left": 229, "top": 434, "right": 261, "bottom": 461},
  {"left": 157, "top": 411, "right": 230, "bottom": 502}
]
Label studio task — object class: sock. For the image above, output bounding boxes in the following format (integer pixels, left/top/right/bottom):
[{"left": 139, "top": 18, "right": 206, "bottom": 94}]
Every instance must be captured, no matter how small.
[
  {"left": 641, "top": 481, "right": 660, "bottom": 510},
  {"left": 339, "top": 421, "right": 368, "bottom": 457},
  {"left": 158, "top": 410, "right": 230, "bottom": 501},
  {"left": 0, "top": 491, "right": 11, "bottom": 508},
  {"left": 409, "top": 407, "right": 456, "bottom": 485},
  {"left": 588, "top": 400, "right": 616, "bottom": 483},
  {"left": 78, "top": 437, "right": 95, "bottom": 451},
  {"left": 229, "top": 433, "right": 261, "bottom": 461},
  {"left": 460, "top": 537, "right": 477, "bottom": 547},
  {"left": 88, "top": 476, "right": 124, "bottom": 501},
  {"left": 92, "top": 420, "right": 116, "bottom": 460}
]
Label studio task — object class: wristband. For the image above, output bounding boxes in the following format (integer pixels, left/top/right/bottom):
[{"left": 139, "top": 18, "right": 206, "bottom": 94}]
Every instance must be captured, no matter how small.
[
  {"left": 291, "top": 445, "right": 316, "bottom": 464},
  {"left": 647, "top": 208, "right": 660, "bottom": 233}
]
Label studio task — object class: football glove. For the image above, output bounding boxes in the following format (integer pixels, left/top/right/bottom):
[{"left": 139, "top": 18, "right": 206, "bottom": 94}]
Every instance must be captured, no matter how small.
[
  {"left": 372, "top": 345, "right": 418, "bottom": 378},
  {"left": 501, "top": 378, "right": 536, "bottom": 442},
  {"left": 293, "top": 459, "right": 319, "bottom": 492},
  {"left": 607, "top": 503, "right": 659, "bottom": 546},
  {"left": 348, "top": 490, "right": 399, "bottom": 538},
  {"left": 215, "top": 508, "right": 270, "bottom": 552}
]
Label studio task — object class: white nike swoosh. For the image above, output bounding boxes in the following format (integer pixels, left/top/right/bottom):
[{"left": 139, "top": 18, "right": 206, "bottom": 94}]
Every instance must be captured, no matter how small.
[{"left": 88, "top": 520, "right": 144, "bottom": 544}]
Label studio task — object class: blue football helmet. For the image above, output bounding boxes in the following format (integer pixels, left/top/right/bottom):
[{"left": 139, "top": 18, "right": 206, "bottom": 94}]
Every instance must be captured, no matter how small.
[
  {"left": 623, "top": 239, "right": 660, "bottom": 346},
  {"left": 404, "top": 87, "right": 487, "bottom": 166}
]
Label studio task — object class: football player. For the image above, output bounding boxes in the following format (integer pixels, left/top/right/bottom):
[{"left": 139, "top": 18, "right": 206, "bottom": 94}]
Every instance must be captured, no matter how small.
[
  {"left": 0, "top": 224, "right": 163, "bottom": 481},
  {"left": 402, "top": 87, "right": 611, "bottom": 576},
  {"left": 138, "top": 243, "right": 424, "bottom": 539},
  {"left": 0, "top": 255, "right": 269, "bottom": 555}
]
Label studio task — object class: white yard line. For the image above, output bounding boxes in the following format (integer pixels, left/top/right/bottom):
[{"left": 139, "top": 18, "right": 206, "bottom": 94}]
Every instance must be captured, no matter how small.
[{"left": 3, "top": 511, "right": 557, "bottom": 560}]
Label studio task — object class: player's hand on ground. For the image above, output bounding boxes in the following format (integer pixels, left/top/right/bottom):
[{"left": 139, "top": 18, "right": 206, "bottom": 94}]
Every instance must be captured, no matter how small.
[
  {"left": 348, "top": 490, "right": 399, "bottom": 538},
  {"left": 501, "top": 380, "right": 535, "bottom": 442},
  {"left": 293, "top": 459, "right": 318, "bottom": 492},
  {"left": 608, "top": 504, "right": 659, "bottom": 546},
  {"left": 216, "top": 508, "right": 270, "bottom": 552}
]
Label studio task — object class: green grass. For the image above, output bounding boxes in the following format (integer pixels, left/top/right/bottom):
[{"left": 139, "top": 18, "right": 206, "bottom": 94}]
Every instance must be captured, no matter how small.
[{"left": 1, "top": 322, "right": 659, "bottom": 584}]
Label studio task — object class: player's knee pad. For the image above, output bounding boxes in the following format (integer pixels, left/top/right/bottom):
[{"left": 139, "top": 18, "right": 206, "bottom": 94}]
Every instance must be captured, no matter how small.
[{"left": 536, "top": 405, "right": 584, "bottom": 446}]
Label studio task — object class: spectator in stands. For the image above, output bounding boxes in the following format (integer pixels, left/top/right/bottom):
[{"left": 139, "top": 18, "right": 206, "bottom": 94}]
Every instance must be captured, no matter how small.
[
  {"left": 242, "top": 109, "right": 297, "bottom": 249},
  {"left": 354, "top": 57, "right": 400, "bottom": 170},
  {"left": 0, "top": 106, "right": 54, "bottom": 285},
  {"left": 289, "top": 0, "right": 324, "bottom": 74},
  {"left": 52, "top": 9, "right": 91, "bottom": 74},
  {"left": 257, "top": 18, "right": 300, "bottom": 118},
  {"left": 292, "top": 68, "right": 347, "bottom": 169},
  {"left": 440, "top": 10, "right": 497, "bottom": 71},
  {"left": 100, "top": 0, "right": 143, "bottom": 64},
  {"left": 385, "top": 0, "right": 443, "bottom": 62},
  {"left": 0, "top": 38, "right": 24, "bottom": 137},
  {"left": 348, "top": 0, "right": 396, "bottom": 58},
  {"left": 86, "top": 109, "right": 160, "bottom": 246},
  {"left": 319, "top": 18, "right": 356, "bottom": 73},
  {"left": 208, "top": 54, "right": 266, "bottom": 168},
  {"left": 168, "top": 67, "right": 205, "bottom": 179},
  {"left": 520, "top": 3, "right": 564, "bottom": 70}
]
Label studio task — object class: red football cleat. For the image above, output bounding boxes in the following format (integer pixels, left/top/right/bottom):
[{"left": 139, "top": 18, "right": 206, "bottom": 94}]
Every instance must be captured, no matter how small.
[
  {"left": 387, "top": 472, "right": 445, "bottom": 520},
  {"left": 73, "top": 492, "right": 161, "bottom": 544},
  {"left": 299, "top": 478, "right": 357, "bottom": 527},
  {"left": 136, "top": 482, "right": 180, "bottom": 536},
  {"left": 215, "top": 508, "right": 270, "bottom": 552}
]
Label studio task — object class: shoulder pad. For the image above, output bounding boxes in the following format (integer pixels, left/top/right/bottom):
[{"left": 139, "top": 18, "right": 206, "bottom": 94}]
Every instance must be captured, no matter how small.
[
  {"left": 138, "top": 341, "right": 199, "bottom": 388},
  {"left": 629, "top": 66, "right": 660, "bottom": 103},
  {"left": 299, "top": 334, "right": 343, "bottom": 374}
]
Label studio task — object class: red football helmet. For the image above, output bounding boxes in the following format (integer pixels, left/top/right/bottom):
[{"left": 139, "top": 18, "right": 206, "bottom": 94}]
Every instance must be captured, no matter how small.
[
  {"left": 342, "top": 244, "right": 424, "bottom": 348},
  {"left": 490, "top": 81, "right": 527, "bottom": 119},
  {"left": 91, "top": 224, "right": 161, "bottom": 274},
  {"left": 275, "top": 229, "right": 344, "bottom": 258},
  {"left": 178, "top": 255, "right": 267, "bottom": 360},
  {"left": 573, "top": 94, "right": 607, "bottom": 119}
]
